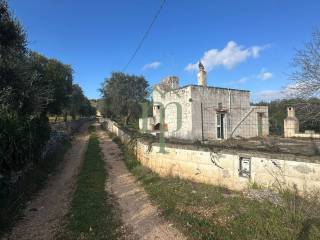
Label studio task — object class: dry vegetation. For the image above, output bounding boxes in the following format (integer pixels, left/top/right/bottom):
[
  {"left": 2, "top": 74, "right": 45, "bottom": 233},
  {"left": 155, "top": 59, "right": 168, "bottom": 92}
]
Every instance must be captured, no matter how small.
[{"left": 111, "top": 133, "right": 320, "bottom": 240}]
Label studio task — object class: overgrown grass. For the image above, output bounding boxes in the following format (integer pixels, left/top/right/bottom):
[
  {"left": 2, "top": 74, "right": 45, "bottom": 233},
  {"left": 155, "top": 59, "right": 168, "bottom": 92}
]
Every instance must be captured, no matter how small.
[
  {"left": 112, "top": 134, "right": 320, "bottom": 240},
  {"left": 59, "top": 131, "right": 123, "bottom": 240},
  {"left": 0, "top": 138, "right": 71, "bottom": 237}
]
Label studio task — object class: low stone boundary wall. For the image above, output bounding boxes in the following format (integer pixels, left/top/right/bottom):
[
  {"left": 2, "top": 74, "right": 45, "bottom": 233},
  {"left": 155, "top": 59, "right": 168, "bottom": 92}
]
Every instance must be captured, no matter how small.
[
  {"left": 294, "top": 133, "right": 320, "bottom": 139},
  {"left": 103, "top": 118, "right": 320, "bottom": 194},
  {"left": 50, "top": 117, "right": 91, "bottom": 136}
]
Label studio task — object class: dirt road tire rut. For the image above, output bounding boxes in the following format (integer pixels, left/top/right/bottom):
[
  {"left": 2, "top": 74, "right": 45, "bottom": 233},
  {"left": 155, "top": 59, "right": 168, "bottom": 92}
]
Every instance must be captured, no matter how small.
[
  {"left": 98, "top": 131, "right": 186, "bottom": 240},
  {"left": 7, "top": 124, "right": 90, "bottom": 240}
]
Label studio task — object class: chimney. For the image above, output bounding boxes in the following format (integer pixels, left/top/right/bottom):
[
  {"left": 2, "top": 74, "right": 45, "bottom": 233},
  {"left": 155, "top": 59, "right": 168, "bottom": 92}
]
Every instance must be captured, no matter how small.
[
  {"left": 284, "top": 106, "right": 299, "bottom": 137},
  {"left": 287, "top": 107, "right": 295, "bottom": 118},
  {"left": 197, "top": 61, "right": 207, "bottom": 87}
]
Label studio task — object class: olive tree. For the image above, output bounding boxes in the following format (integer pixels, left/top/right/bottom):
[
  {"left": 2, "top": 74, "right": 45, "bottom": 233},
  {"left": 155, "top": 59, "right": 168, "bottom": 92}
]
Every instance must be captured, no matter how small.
[{"left": 100, "top": 72, "right": 149, "bottom": 125}]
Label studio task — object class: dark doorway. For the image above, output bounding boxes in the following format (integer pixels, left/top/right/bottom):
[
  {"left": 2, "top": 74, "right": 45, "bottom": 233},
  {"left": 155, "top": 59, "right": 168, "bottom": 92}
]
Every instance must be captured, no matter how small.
[
  {"left": 154, "top": 123, "right": 161, "bottom": 130},
  {"left": 217, "top": 113, "right": 225, "bottom": 139},
  {"left": 258, "top": 113, "right": 263, "bottom": 137}
]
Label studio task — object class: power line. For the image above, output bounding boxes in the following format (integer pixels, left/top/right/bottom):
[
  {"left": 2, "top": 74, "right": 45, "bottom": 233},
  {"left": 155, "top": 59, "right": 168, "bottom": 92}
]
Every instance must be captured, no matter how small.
[{"left": 122, "top": 0, "right": 167, "bottom": 72}]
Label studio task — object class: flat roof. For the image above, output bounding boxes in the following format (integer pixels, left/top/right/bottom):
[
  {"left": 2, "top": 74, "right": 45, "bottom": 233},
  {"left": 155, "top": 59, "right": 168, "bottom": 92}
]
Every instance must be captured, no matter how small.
[
  {"left": 159, "top": 84, "right": 250, "bottom": 93},
  {"left": 189, "top": 84, "right": 250, "bottom": 92}
]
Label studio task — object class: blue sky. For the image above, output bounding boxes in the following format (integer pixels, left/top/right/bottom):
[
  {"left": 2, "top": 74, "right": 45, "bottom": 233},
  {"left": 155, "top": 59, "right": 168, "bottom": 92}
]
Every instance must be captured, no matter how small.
[{"left": 9, "top": 0, "right": 320, "bottom": 101}]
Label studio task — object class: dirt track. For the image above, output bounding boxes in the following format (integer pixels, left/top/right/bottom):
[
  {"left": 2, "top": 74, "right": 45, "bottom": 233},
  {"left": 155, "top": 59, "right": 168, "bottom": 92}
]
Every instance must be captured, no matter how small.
[
  {"left": 6, "top": 125, "right": 186, "bottom": 240},
  {"left": 7, "top": 124, "right": 90, "bottom": 240},
  {"left": 98, "top": 130, "right": 186, "bottom": 240}
]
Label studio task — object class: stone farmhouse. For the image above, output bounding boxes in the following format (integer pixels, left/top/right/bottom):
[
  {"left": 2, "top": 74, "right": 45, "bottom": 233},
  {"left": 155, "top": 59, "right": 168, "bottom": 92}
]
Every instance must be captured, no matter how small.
[{"left": 139, "top": 62, "right": 269, "bottom": 140}]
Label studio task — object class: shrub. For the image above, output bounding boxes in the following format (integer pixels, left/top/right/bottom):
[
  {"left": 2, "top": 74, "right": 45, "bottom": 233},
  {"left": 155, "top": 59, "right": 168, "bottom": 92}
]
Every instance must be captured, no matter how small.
[{"left": 0, "top": 112, "right": 50, "bottom": 177}]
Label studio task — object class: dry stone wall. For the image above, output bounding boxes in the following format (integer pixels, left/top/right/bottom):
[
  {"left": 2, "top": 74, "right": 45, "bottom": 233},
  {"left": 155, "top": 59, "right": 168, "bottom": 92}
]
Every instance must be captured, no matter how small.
[{"left": 104, "top": 119, "right": 320, "bottom": 194}]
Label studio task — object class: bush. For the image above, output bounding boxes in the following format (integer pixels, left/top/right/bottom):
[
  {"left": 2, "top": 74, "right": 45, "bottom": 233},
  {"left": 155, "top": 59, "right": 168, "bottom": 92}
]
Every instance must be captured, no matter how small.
[{"left": 0, "top": 112, "right": 50, "bottom": 176}]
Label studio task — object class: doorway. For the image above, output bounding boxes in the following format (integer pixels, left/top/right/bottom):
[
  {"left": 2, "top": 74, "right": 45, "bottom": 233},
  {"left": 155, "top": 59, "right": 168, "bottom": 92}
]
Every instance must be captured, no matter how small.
[
  {"left": 217, "top": 113, "right": 225, "bottom": 139},
  {"left": 258, "top": 113, "right": 263, "bottom": 137}
]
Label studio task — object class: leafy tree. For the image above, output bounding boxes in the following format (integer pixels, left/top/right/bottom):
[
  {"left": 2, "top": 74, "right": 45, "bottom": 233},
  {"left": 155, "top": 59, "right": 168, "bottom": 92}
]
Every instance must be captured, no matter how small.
[
  {"left": 21, "top": 52, "right": 52, "bottom": 115},
  {"left": 100, "top": 72, "right": 149, "bottom": 125},
  {"left": 69, "top": 84, "right": 85, "bottom": 119},
  {"left": 0, "top": 0, "right": 28, "bottom": 112},
  {"left": 0, "top": 0, "right": 73, "bottom": 117},
  {"left": 79, "top": 98, "right": 96, "bottom": 117},
  {"left": 0, "top": 0, "right": 50, "bottom": 178},
  {"left": 256, "top": 98, "right": 320, "bottom": 135},
  {"left": 27, "top": 52, "right": 73, "bottom": 115},
  {"left": 68, "top": 84, "right": 95, "bottom": 119},
  {"left": 0, "top": 1, "right": 89, "bottom": 180},
  {"left": 45, "top": 59, "right": 73, "bottom": 115}
]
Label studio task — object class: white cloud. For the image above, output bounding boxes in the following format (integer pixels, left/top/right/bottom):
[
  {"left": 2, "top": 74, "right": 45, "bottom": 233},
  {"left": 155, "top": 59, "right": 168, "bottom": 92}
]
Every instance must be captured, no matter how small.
[
  {"left": 258, "top": 69, "right": 273, "bottom": 80},
  {"left": 142, "top": 61, "right": 161, "bottom": 70},
  {"left": 254, "top": 90, "right": 283, "bottom": 102},
  {"left": 254, "top": 84, "right": 298, "bottom": 102},
  {"left": 185, "top": 41, "right": 268, "bottom": 72},
  {"left": 236, "top": 77, "right": 249, "bottom": 84},
  {"left": 232, "top": 77, "right": 249, "bottom": 84}
]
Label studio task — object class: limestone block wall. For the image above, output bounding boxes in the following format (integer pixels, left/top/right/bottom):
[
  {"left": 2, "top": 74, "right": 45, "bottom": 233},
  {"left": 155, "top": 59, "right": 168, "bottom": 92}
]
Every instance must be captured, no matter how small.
[
  {"left": 138, "top": 117, "right": 154, "bottom": 131},
  {"left": 104, "top": 119, "right": 320, "bottom": 194},
  {"left": 190, "top": 86, "right": 268, "bottom": 140},
  {"left": 153, "top": 86, "right": 193, "bottom": 139},
  {"left": 232, "top": 106, "right": 269, "bottom": 138},
  {"left": 136, "top": 143, "right": 320, "bottom": 193},
  {"left": 152, "top": 85, "right": 268, "bottom": 140},
  {"left": 51, "top": 117, "right": 92, "bottom": 135},
  {"left": 284, "top": 118, "right": 299, "bottom": 137},
  {"left": 190, "top": 86, "right": 243, "bottom": 140},
  {"left": 294, "top": 133, "right": 320, "bottom": 138}
]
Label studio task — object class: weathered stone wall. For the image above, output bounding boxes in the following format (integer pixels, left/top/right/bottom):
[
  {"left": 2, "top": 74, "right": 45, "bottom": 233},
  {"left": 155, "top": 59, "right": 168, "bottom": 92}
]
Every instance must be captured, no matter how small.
[
  {"left": 50, "top": 118, "right": 90, "bottom": 136},
  {"left": 136, "top": 143, "right": 320, "bottom": 193},
  {"left": 105, "top": 119, "right": 320, "bottom": 194},
  {"left": 191, "top": 86, "right": 250, "bottom": 140},
  {"left": 152, "top": 84, "right": 268, "bottom": 141},
  {"left": 231, "top": 106, "right": 269, "bottom": 138},
  {"left": 190, "top": 86, "right": 269, "bottom": 140},
  {"left": 294, "top": 133, "right": 320, "bottom": 138},
  {"left": 153, "top": 86, "right": 193, "bottom": 139}
]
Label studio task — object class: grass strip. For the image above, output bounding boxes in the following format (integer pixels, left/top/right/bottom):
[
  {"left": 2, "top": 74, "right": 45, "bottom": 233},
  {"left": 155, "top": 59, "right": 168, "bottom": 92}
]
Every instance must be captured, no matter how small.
[
  {"left": 59, "top": 131, "right": 123, "bottom": 240},
  {"left": 111, "top": 135, "right": 320, "bottom": 240}
]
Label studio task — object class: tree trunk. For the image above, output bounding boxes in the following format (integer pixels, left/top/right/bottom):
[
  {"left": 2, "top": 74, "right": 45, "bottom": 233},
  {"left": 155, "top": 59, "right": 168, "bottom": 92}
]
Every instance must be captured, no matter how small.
[
  {"left": 124, "top": 110, "right": 131, "bottom": 126},
  {"left": 63, "top": 112, "right": 68, "bottom": 122}
]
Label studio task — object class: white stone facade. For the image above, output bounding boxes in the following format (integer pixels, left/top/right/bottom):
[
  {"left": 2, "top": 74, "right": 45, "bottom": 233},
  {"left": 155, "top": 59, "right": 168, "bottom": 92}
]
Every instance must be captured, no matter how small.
[{"left": 140, "top": 65, "right": 269, "bottom": 140}]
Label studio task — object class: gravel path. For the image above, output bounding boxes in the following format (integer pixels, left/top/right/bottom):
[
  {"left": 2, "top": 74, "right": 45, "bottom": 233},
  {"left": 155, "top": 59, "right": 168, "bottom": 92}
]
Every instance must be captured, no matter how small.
[
  {"left": 98, "top": 131, "right": 186, "bottom": 240},
  {"left": 7, "top": 123, "right": 90, "bottom": 240}
]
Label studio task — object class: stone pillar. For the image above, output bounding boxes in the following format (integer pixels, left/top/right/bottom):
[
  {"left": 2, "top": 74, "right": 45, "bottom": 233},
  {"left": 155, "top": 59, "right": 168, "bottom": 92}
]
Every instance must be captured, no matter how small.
[
  {"left": 284, "top": 107, "right": 299, "bottom": 137},
  {"left": 197, "top": 61, "right": 207, "bottom": 87}
]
